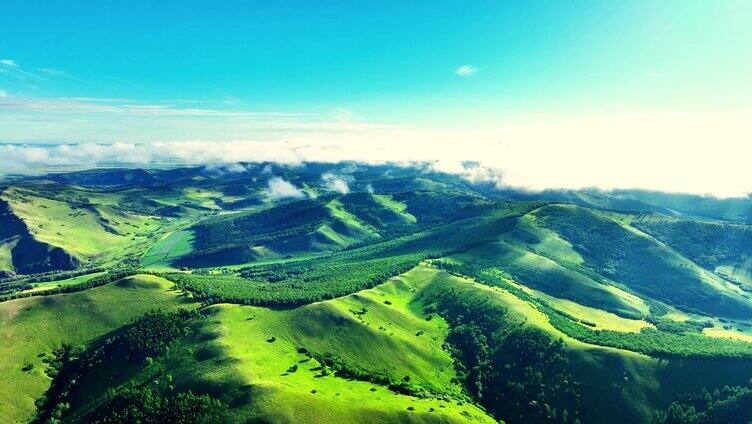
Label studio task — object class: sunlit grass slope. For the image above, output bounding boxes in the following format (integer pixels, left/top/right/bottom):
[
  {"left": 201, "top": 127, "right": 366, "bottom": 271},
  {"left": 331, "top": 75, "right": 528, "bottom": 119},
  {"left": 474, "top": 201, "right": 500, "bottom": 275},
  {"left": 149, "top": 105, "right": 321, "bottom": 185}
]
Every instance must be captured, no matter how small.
[
  {"left": 141, "top": 229, "right": 196, "bottom": 268},
  {"left": 206, "top": 265, "right": 494, "bottom": 423},
  {"left": 2, "top": 188, "right": 162, "bottom": 260},
  {"left": 0, "top": 275, "right": 188, "bottom": 423},
  {"left": 449, "top": 240, "right": 648, "bottom": 317}
]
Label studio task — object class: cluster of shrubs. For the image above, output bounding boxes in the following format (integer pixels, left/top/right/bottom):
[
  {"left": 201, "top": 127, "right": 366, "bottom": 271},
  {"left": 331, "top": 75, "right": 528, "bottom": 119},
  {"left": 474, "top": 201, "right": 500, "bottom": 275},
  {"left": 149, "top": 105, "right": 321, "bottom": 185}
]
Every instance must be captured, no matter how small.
[{"left": 84, "top": 385, "right": 226, "bottom": 424}]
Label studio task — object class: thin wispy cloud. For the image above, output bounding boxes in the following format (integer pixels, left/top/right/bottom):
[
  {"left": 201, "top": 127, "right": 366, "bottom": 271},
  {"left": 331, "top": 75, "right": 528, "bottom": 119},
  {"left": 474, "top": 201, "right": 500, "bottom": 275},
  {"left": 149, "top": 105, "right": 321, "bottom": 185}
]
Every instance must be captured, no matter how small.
[
  {"left": 0, "top": 96, "right": 408, "bottom": 139},
  {"left": 455, "top": 65, "right": 478, "bottom": 77},
  {"left": 37, "top": 67, "right": 75, "bottom": 79},
  {"left": 37, "top": 68, "right": 67, "bottom": 76},
  {"left": 0, "top": 89, "right": 7, "bottom": 97},
  {"left": 0, "top": 59, "right": 45, "bottom": 81}
]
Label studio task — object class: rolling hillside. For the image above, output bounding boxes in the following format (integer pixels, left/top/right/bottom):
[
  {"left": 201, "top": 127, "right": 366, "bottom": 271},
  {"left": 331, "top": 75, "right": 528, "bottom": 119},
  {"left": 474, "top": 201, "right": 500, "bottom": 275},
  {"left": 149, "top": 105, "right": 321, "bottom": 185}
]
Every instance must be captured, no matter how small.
[{"left": 3, "top": 164, "right": 752, "bottom": 423}]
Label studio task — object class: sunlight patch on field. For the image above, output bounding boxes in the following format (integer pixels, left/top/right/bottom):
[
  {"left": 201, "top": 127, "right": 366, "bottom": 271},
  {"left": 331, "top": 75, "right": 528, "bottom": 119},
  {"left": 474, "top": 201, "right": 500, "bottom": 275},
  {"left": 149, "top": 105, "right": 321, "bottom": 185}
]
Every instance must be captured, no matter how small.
[
  {"left": 528, "top": 288, "right": 654, "bottom": 332},
  {"left": 20, "top": 271, "right": 106, "bottom": 294},
  {"left": 502, "top": 212, "right": 584, "bottom": 264},
  {"left": 2, "top": 188, "right": 161, "bottom": 259},
  {"left": 704, "top": 327, "right": 752, "bottom": 343},
  {"left": 142, "top": 229, "right": 196, "bottom": 267},
  {"left": 371, "top": 194, "right": 417, "bottom": 223},
  {"left": 716, "top": 254, "right": 752, "bottom": 286},
  {"left": 0, "top": 240, "right": 14, "bottom": 273}
]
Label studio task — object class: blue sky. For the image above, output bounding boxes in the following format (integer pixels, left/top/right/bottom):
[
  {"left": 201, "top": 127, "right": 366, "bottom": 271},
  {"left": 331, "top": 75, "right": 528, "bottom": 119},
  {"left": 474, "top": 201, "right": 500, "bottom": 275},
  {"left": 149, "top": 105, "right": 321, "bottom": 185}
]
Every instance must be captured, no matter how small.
[{"left": 1, "top": 1, "right": 752, "bottom": 195}]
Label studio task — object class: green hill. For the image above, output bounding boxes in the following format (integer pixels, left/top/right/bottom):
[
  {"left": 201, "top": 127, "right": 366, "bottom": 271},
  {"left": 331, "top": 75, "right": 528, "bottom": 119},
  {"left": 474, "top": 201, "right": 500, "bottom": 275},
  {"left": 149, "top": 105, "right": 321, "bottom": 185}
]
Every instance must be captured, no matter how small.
[
  {"left": 4, "top": 164, "right": 752, "bottom": 423},
  {"left": 533, "top": 205, "right": 752, "bottom": 319},
  {"left": 0, "top": 274, "right": 189, "bottom": 423}
]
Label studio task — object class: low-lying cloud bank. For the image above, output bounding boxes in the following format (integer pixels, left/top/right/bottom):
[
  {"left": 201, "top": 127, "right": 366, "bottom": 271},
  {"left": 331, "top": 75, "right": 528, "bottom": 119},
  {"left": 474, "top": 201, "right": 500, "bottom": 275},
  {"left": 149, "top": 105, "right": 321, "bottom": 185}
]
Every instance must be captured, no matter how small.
[{"left": 1, "top": 123, "right": 751, "bottom": 198}]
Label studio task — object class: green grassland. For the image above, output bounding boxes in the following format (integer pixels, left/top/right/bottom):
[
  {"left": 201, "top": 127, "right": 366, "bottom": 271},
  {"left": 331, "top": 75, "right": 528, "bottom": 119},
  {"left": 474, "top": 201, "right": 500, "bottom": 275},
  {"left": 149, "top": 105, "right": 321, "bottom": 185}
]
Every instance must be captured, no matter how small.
[
  {"left": 0, "top": 275, "right": 190, "bottom": 423},
  {"left": 3, "top": 187, "right": 162, "bottom": 259},
  {"left": 4, "top": 165, "right": 752, "bottom": 423},
  {"left": 201, "top": 266, "right": 494, "bottom": 423},
  {"left": 9, "top": 269, "right": 495, "bottom": 423},
  {"left": 448, "top": 240, "right": 648, "bottom": 317},
  {"left": 141, "top": 230, "right": 196, "bottom": 268},
  {"left": 371, "top": 193, "right": 417, "bottom": 223},
  {"left": 522, "top": 286, "right": 653, "bottom": 332},
  {"left": 532, "top": 204, "right": 752, "bottom": 319},
  {"left": 0, "top": 240, "right": 14, "bottom": 274}
]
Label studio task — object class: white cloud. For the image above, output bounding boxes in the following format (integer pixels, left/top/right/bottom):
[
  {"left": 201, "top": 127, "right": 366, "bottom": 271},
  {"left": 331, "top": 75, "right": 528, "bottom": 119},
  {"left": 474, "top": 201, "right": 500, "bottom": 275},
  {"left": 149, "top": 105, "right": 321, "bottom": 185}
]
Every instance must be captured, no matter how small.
[
  {"left": 321, "top": 173, "right": 350, "bottom": 194},
  {"left": 1, "top": 108, "right": 752, "bottom": 198},
  {"left": 0, "top": 59, "right": 18, "bottom": 67},
  {"left": 266, "top": 177, "right": 305, "bottom": 200},
  {"left": 203, "top": 162, "right": 247, "bottom": 175},
  {"left": 455, "top": 65, "right": 478, "bottom": 76}
]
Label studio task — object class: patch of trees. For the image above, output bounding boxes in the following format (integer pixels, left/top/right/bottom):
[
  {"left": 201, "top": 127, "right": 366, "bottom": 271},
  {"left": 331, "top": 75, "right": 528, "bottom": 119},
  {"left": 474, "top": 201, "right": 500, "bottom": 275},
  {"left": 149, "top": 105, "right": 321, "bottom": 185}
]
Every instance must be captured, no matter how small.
[
  {"left": 84, "top": 386, "right": 226, "bottom": 424},
  {"left": 633, "top": 218, "right": 752, "bottom": 271},
  {"left": 33, "top": 309, "right": 203, "bottom": 424},
  {"left": 653, "top": 382, "right": 752, "bottom": 424},
  {"left": 337, "top": 193, "right": 415, "bottom": 237},
  {"left": 390, "top": 191, "right": 497, "bottom": 230},
  {"left": 547, "top": 310, "right": 752, "bottom": 359},
  {"left": 165, "top": 254, "right": 424, "bottom": 306},
  {"left": 427, "top": 284, "right": 583, "bottom": 423},
  {"left": 189, "top": 198, "right": 332, "bottom": 253},
  {"left": 0, "top": 267, "right": 105, "bottom": 294}
]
